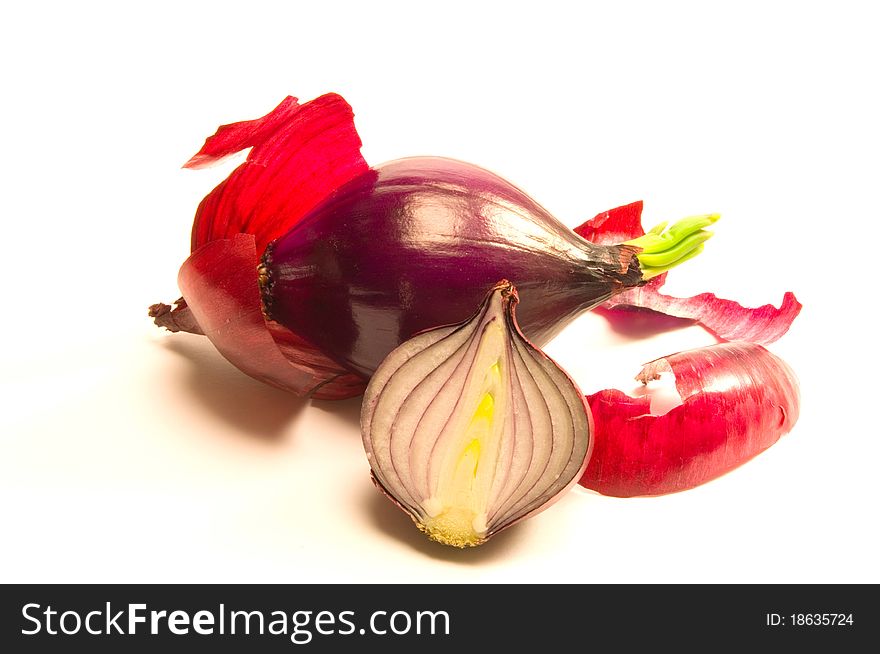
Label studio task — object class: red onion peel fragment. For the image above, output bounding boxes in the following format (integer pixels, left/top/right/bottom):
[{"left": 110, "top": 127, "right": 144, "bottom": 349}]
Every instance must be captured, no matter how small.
[
  {"left": 579, "top": 342, "right": 800, "bottom": 498},
  {"left": 152, "top": 94, "right": 370, "bottom": 399},
  {"left": 362, "top": 281, "right": 592, "bottom": 547},
  {"left": 186, "top": 94, "right": 369, "bottom": 254},
  {"left": 575, "top": 201, "right": 802, "bottom": 345},
  {"left": 173, "top": 234, "right": 365, "bottom": 398}
]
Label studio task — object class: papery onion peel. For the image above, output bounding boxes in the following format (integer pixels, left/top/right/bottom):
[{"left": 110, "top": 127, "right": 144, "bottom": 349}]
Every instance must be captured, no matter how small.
[
  {"left": 579, "top": 342, "right": 800, "bottom": 498},
  {"left": 576, "top": 201, "right": 802, "bottom": 345}
]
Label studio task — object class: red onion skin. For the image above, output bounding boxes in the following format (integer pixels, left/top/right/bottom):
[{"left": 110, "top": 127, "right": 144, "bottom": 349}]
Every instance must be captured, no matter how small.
[
  {"left": 579, "top": 342, "right": 800, "bottom": 497},
  {"left": 168, "top": 93, "right": 371, "bottom": 399},
  {"left": 263, "top": 157, "right": 643, "bottom": 379},
  {"left": 177, "top": 234, "right": 365, "bottom": 399},
  {"left": 575, "top": 201, "right": 802, "bottom": 345},
  {"left": 186, "top": 95, "right": 369, "bottom": 254}
]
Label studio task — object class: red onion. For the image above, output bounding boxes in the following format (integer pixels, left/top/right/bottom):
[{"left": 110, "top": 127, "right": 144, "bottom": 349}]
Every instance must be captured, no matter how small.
[
  {"left": 261, "top": 156, "right": 652, "bottom": 379},
  {"left": 362, "top": 281, "right": 591, "bottom": 547},
  {"left": 146, "top": 93, "right": 807, "bottom": 541},
  {"left": 151, "top": 92, "right": 800, "bottom": 397},
  {"left": 580, "top": 342, "right": 800, "bottom": 497}
]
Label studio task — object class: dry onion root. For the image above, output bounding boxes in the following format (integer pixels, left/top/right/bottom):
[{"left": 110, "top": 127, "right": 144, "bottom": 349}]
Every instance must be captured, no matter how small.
[{"left": 360, "top": 281, "right": 592, "bottom": 548}]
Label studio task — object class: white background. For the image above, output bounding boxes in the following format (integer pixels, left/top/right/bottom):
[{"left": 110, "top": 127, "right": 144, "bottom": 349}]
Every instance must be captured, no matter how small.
[{"left": 2, "top": 1, "right": 878, "bottom": 583}]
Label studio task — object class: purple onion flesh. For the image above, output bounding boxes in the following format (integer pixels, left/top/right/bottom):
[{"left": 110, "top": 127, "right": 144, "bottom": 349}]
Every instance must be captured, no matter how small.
[{"left": 361, "top": 280, "right": 592, "bottom": 548}]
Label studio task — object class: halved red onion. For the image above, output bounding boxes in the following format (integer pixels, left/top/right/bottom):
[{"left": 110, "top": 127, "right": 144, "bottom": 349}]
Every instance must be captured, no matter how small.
[
  {"left": 361, "top": 281, "right": 592, "bottom": 547},
  {"left": 580, "top": 342, "right": 800, "bottom": 497}
]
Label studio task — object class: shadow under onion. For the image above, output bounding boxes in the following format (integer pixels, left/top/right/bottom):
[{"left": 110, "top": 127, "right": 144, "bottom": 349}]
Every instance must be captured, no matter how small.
[
  {"left": 159, "top": 335, "right": 308, "bottom": 442},
  {"left": 594, "top": 306, "right": 704, "bottom": 340},
  {"left": 309, "top": 396, "right": 363, "bottom": 429}
]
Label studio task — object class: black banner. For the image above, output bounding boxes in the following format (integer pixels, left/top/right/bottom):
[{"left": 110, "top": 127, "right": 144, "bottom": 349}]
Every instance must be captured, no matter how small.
[{"left": 1, "top": 584, "right": 873, "bottom": 652}]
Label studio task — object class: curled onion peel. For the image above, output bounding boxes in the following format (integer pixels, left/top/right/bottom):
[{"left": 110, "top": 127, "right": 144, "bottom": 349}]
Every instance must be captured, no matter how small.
[
  {"left": 580, "top": 342, "right": 800, "bottom": 498},
  {"left": 576, "top": 201, "right": 802, "bottom": 345},
  {"left": 151, "top": 94, "right": 370, "bottom": 399},
  {"left": 361, "top": 281, "right": 592, "bottom": 547},
  {"left": 166, "top": 234, "right": 366, "bottom": 397}
]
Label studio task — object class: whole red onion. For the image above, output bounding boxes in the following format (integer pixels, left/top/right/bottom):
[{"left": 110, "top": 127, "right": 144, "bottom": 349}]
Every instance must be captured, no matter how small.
[
  {"left": 261, "top": 156, "right": 644, "bottom": 379},
  {"left": 152, "top": 93, "right": 799, "bottom": 401}
]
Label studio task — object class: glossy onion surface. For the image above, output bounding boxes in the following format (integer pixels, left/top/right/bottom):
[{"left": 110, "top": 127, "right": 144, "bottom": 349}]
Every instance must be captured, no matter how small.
[{"left": 264, "top": 157, "right": 643, "bottom": 378}]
